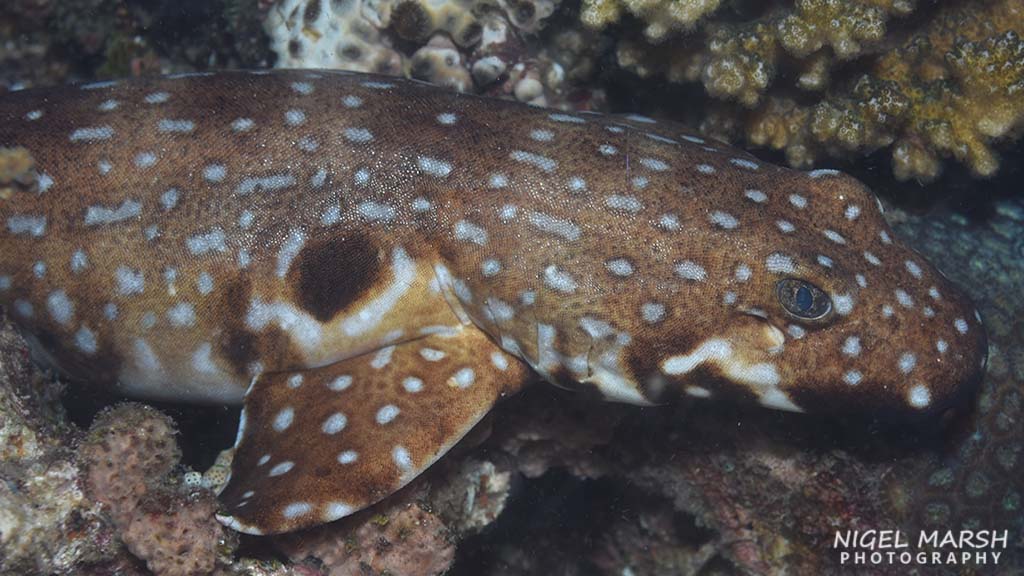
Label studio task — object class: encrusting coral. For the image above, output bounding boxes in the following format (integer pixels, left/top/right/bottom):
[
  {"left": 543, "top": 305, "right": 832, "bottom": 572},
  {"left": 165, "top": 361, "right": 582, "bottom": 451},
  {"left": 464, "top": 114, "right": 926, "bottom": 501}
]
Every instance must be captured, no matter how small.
[
  {"left": 80, "top": 405, "right": 232, "bottom": 576},
  {"left": 80, "top": 406, "right": 181, "bottom": 527},
  {"left": 277, "top": 504, "right": 456, "bottom": 575}
]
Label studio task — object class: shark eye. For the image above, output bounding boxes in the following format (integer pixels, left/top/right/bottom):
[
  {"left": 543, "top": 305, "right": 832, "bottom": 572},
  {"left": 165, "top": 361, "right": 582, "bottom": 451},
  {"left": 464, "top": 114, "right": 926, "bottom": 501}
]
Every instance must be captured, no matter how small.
[{"left": 776, "top": 278, "right": 832, "bottom": 320}]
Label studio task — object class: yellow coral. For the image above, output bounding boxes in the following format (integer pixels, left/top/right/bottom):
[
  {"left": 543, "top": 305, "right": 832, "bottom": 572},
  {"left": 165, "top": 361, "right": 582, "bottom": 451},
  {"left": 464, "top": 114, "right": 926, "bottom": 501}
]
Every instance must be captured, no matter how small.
[
  {"left": 703, "top": 22, "right": 779, "bottom": 107},
  {"left": 777, "top": 0, "right": 890, "bottom": 59},
  {"left": 0, "top": 147, "right": 35, "bottom": 200},
  {"left": 582, "top": 0, "right": 720, "bottom": 42},
  {"left": 614, "top": 0, "right": 1024, "bottom": 182}
]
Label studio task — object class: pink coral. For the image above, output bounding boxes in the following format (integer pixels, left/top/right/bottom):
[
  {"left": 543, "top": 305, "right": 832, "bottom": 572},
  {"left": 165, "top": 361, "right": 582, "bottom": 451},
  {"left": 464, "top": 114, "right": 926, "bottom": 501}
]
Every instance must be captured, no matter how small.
[
  {"left": 79, "top": 403, "right": 232, "bottom": 576},
  {"left": 80, "top": 404, "right": 180, "bottom": 526},
  {"left": 278, "top": 504, "right": 455, "bottom": 576},
  {"left": 122, "top": 492, "right": 224, "bottom": 576}
]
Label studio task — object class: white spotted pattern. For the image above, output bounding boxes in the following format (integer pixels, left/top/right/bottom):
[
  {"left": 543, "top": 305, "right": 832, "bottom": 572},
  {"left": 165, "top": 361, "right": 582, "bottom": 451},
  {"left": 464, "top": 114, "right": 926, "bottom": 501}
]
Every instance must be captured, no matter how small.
[
  {"left": 675, "top": 261, "right": 706, "bottom": 281},
  {"left": 321, "top": 413, "right": 347, "bottom": 435},
  {"left": 273, "top": 407, "right": 294, "bottom": 432},
  {"left": 543, "top": 265, "right": 577, "bottom": 293},
  {"left": 376, "top": 405, "right": 400, "bottom": 425}
]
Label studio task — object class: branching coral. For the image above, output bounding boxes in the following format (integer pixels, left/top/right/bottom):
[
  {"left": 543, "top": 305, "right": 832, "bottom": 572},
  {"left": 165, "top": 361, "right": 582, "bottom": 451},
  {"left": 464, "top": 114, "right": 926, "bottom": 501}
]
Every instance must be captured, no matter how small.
[
  {"left": 613, "top": 0, "right": 1024, "bottom": 182},
  {"left": 748, "top": 1, "right": 1024, "bottom": 181},
  {"left": 581, "top": 0, "right": 721, "bottom": 42},
  {"left": 776, "top": 0, "right": 910, "bottom": 59},
  {"left": 614, "top": 0, "right": 916, "bottom": 107}
]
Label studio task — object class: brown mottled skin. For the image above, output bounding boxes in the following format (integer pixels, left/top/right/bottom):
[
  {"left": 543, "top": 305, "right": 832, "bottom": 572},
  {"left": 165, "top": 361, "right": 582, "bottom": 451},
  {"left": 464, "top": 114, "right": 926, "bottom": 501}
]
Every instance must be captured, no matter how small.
[{"left": 0, "top": 70, "right": 987, "bottom": 533}]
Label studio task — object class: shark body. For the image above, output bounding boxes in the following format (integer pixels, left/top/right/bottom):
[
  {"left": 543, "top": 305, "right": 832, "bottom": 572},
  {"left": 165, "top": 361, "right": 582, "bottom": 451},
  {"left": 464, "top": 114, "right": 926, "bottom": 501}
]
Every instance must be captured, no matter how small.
[{"left": 0, "top": 70, "right": 987, "bottom": 533}]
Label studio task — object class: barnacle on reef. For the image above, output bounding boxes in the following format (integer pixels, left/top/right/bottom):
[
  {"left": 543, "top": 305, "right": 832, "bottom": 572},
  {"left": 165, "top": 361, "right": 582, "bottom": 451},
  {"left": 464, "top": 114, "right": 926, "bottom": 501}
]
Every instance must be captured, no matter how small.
[{"left": 613, "top": 0, "right": 1024, "bottom": 182}]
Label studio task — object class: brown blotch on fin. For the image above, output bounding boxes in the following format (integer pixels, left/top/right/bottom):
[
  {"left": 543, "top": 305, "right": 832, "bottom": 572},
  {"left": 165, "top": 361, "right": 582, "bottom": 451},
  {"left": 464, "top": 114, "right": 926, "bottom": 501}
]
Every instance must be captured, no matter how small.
[
  {"left": 216, "top": 276, "right": 260, "bottom": 378},
  {"left": 217, "top": 327, "right": 529, "bottom": 535},
  {"left": 215, "top": 276, "right": 305, "bottom": 379},
  {"left": 290, "top": 233, "right": 382, "bottom": 323}
]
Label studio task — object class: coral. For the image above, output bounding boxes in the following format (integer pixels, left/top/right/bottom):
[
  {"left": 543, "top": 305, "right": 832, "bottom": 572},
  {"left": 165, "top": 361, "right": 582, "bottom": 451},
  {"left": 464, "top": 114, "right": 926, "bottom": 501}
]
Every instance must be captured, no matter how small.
[
  {"left": 767, "top": 5, "right": 1024, "bottom": 181},
  {"left": 80, "top": 404, "right": 181, "bottom": 526},
  {"left": 265, "top": 0, "right": 404, "bottom": 74},
  {"left": 80, "top": 404, "right": 234, "bottom": 576},
  {"left": 121, "top": 491, "right": 224, "bottom": 576},
  {"left": 410, "top": 35, "right": 474, "bottom": 92},
  {"left": 0, "top": 147, "right": 36, "bottom": 202},
  {"left": 0, "top": 456, "right": 114, "bottom": 575},
  {"left": 612, "top": 0, "right": 1024, "bottom": 182},
  {"left": 0, "top": 318, "right": 109, "bottom": 576},
  {"left": 0, "top": 320, "right": 245, "bottom": 576},
  {"left": 277, "top": 503, "right": 456, "bottom": 576},
  {"left": 581, "top": 0, "right": 720, "bottom": 42},
  {"left": 389, "top": 0, "right": 481, "bottom": 45},
  {"left": 891, "top": 199, "right": 1024, "bottom": 553},
  {"left": 775, "top": 0, "right": 909, "bottom": 60},
  {"left": 263, "top": 0, "right": 605, "bottom": 108},
  {"left": 430, "top": 458, "right": 515, "bottom": 533}
]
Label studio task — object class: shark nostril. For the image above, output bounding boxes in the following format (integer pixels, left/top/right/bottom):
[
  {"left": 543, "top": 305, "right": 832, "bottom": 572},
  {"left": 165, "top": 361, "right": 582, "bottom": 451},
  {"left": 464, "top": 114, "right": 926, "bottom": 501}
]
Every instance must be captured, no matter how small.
[
  {"left": 765, "top": 324, "right": 785, "bottom": 355},
  {"left": 738, "top": 310, "right": 786, "bottom": 354}
]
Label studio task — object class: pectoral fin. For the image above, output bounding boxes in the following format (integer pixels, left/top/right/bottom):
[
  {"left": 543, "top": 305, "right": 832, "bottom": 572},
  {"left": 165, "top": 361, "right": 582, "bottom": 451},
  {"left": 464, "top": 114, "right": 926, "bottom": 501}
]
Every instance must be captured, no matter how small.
[{"left": 216, "top": 326, "right": 528, "bottom": 534}]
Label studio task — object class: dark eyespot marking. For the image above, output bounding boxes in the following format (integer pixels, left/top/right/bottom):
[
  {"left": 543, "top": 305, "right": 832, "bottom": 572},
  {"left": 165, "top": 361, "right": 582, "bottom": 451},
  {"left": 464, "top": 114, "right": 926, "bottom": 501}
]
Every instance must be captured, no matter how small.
[
  {"left": 776, "top": 278, "right": 831, "bottom": 320},
  {"left": 291, "top": 233, "right": 381, "bottom": 322}
]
